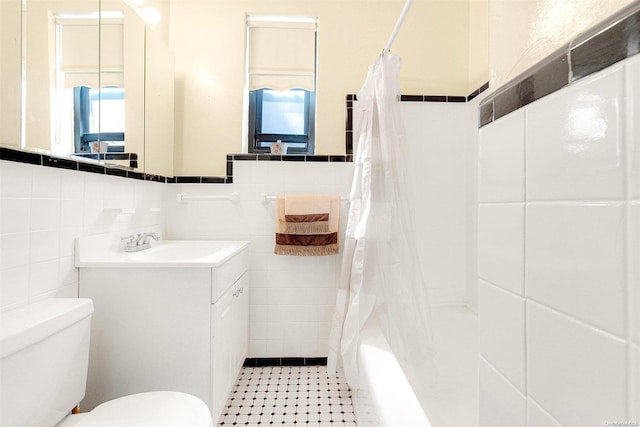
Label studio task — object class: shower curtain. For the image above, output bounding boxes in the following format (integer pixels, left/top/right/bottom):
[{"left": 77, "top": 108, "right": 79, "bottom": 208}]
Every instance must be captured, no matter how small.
[{"left": 328, "top": 53, "right": 434, "bottom": 392}]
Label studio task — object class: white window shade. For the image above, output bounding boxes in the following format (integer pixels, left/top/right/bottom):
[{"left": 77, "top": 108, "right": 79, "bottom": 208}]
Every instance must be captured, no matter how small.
[
  {"left": 58, "top": 18, "right": 123, "bottom": 89},
  {"left": 247, "top": 18, "right": 317, "bottom": 91}
]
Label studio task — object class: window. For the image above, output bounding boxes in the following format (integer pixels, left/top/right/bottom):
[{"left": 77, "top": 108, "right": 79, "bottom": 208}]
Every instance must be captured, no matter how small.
[
  {"left": 246, "top": 15, "right": 317, "bottom": 154},
  {"left": 73, "top": 86, "right": 125, "bottom": 153},
  {"left": 248, "top": 89, "right": 315, "bottom": 153}
]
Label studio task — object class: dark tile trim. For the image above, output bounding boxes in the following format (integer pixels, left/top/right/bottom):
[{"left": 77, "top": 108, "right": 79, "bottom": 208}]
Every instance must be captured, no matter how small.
[
  {"left": 105, "top": 167, "right": 128, "bottom": 177},
  {"left": 144, "top": 174, "right": 165, "bottom": 183},
  {"left": 479, "top": 1, "right": 640, "bottom": 127},
  {"left": 202, "top": 176, "right": 227, "bottom": 184},
  {"left": 243, "top": 357, "right": 328, "bottom": 367},
  {"left": 43, "top": 155, "right": 78, "bottom": 171},
  {"left": 1, "top": 147, "right": 42, "bottom": 165},
  {"left": 257, "top": 154, "right": 283, "bottom": 161},
  {"left": 175, "top": 176, "right": 202, "bottom": 184},
  {"left": 232, "top": 154, "right": 258, "bottom": 161},
  {"left": 78, "top": 162, "right": 106, "bottom": 174},
  {"left": 400, "top": 95, "right": 424, "bottom": 102},
  {"left": 424, "top": 95, "right": 447, "bottom": 102},
  {"left": 344, "top": 82, "right": 490, "bottom": 153},
  {"left": 493, "top": 51, "right": 569, "bottom": 121},
  {"left": 127, "top": 171, "right": 146, "bottom": 180},
  {"left": 282, "top": 155, "right": 306, "bottom": 162},
  {"left": 447, "top": 96, "right": 467, "bottom": 103},
  {"left": 306, "top": 155, "right": 330, "bottom": 162}
]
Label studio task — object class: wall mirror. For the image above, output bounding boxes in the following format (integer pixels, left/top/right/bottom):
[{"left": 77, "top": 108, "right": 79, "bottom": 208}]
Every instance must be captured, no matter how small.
[{"left": 0, "top": 0, "right": 174, "bottom": 175}]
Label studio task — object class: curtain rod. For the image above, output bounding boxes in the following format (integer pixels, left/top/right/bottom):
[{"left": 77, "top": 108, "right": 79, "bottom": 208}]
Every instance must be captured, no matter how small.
[{"left": 383, "top": 0, "right": 414, "bottom": 55}]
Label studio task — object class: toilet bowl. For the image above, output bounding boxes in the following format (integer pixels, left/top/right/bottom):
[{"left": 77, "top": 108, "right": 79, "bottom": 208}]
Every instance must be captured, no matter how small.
[
  {"left": 57, "top": 391, "right": 212, "bottom": 427},
  {"left": 0, "top": 298, "right": 213, "bottom": 427}
]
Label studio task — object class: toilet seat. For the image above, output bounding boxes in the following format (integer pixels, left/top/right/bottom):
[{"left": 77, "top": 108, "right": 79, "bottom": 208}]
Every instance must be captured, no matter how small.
[{"left": 61, "top": 391, "right": 213, "bottom": 427}]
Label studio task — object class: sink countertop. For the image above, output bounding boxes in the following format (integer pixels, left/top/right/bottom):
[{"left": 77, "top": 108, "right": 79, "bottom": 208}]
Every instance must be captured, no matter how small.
[{"left": 75, "top": 238, "right": 250, "bottom": 268}]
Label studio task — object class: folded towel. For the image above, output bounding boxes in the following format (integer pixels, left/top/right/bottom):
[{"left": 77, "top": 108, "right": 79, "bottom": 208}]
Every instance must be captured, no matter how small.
[{"left": 275, "top": 194, "right": 340, "bottom": 256}]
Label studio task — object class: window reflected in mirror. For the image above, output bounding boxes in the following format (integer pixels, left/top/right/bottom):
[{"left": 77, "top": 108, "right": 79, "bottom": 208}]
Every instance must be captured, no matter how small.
[{"left": 51, "top": 11, "right": 125, "bottom": 157}]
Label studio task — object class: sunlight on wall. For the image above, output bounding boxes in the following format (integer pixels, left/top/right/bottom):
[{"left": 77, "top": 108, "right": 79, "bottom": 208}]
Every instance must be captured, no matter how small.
[{"left": 489, "top": 0, "right": 636, "bottom": 89}]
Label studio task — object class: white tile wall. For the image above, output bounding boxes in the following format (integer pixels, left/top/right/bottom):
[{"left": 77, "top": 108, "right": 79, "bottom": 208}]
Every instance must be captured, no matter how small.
[
  {"left": 164, "top": 161, "right": 352, "bottom": 358},
  {"left": 478, "top": 109, "right": 525, "bottom": 203},
  {"left": 478, "top": 203, "right": 524, "bottom": 295},
  {"left": 526, "top": 203, "right": 626, "bottom": 336},
  {"left": 631, "top": 345, "right": 640, "bottom": 421},
  {"left": 478, "top": 54, "right": 639, "bottom": 426},
  {"left": 632, "top": 202, "right": 640, "bottom": 344},
  {"left": 627, "top": 56, "right": 640, "bottom": 201},
  {"left": 0, "top": 161, "right": 164, "bottom": 312},
  {"left": 478, "top": 357, "right": 526, "bottom": 427},
  {"left": 478, "top": 280, "right": 525, "bottom": 393},
  {"left": 526, "top": 65, "right": 625, "bottom": 201},
  {"left": 527, "top": 301, "right": 626, "bottom": 427},
  {"left": 403, "top": 102, "right": 474, "bottom": 305},
  {"left": 526, "top": 398, "right": 563, "bottom": 427}
]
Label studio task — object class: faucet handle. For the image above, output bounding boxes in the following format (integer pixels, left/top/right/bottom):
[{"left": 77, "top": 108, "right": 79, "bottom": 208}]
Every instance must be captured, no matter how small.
[{"left": 121, "top": 235, "right": 136, "bottom": 244}]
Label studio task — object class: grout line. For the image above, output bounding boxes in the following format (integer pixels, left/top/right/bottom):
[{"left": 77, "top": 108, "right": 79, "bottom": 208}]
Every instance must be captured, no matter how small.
[
  {"left": 526, "top": 298, "right": 628, "bottom": 343},
  {"left": 527, "top": 394, "right": 566, "bottom": 427},
  {"left": 522, "top": 106, "right": 529, "bottom": 414},
  {"left": 479, "top": 354, "right": 527, "bottom": 398}
]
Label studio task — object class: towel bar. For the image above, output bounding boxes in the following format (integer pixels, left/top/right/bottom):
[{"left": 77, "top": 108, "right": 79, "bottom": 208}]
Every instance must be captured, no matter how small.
[
  {"left": 261, "top": 193, "right": 349, "bottom": 204},
  {"left": 177, "top": 192, "right": 239, "bottom": 203}
]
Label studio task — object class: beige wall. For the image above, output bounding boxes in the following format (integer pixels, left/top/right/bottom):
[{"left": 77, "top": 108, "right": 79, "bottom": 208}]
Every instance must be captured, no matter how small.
[
  {"left": 0, "top": 0, "right": 22, "bottom": 147},
  {"left": 488, "top": 0, "right": 636, "bottom": 89},
  {"left": 171, "top": 0, "right": 486, "bottom": 176},
  {"left": 468, "top": 0, "right": 488, "bottom": 92}
]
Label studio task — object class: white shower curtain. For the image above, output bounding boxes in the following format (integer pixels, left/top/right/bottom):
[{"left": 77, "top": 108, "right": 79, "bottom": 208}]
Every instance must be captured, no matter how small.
[{"left": 328, "top": 53, "right": 434, "bottom": 392}]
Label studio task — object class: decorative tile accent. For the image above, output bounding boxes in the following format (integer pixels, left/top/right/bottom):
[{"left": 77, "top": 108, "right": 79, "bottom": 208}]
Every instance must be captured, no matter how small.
[
  {"left": 217, "top": 366, "right": 355, "bottom": 427},
  {"left": 345, "top": 82, "right": 490, "bottom": 153},
  {"left": 493, "top": 52, "right": 569, "bottom": 122},
  {"left": 571, "top": 8, "right": 640, "bottom": 81},
  {"left": 243, "top": 357, "right": 328, "bottom": 367},
  {"left": 105, "top": 167, "right": 127, "bottom": 178},
  {"left": 0, "top": 146, "right": 42, "bottom": 165},
  {"left": 78, "top": 162, "right": 106, "bottom": 175},
  {"left": 202, "top": 176, "right": 227, "bottom": 184},
  {"left": 479, "top": 1, "right": 640, "bottom": 127},
  {"left": 306, "top": 155, "right": 330, "bottom": 162},
  {"left": 127, "top": 171, "right": 146, "bottom": 180},
  {"left": 42, "top": 155, "right": 78, "bottom": 171},
  {"left": 282, "top": 155, "right": 306, "bottom": 162},
  {"left": 479, "top": 99, "right": 494, "bottom": 127}
]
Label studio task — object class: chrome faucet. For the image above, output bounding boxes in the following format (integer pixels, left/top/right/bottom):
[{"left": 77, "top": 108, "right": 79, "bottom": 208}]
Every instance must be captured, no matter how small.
[{"left": 121, "top": 232, "right": 160, "bottom": 252}]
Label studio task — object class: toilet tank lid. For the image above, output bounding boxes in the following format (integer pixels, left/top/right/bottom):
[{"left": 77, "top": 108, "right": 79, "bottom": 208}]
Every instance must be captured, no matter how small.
[{"left": 0, "top": 298, "right": 94, "bottom": 359}]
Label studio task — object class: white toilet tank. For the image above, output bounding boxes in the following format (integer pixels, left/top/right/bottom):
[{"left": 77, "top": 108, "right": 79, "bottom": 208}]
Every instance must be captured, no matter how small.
[{"left": 0, "top": 298, "right": 94, "bottom": 427}]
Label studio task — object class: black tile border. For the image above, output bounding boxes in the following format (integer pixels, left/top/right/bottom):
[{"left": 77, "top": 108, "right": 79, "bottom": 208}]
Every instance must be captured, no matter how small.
[
  {"left": 0, "top": 145, "right": 357, "bottom": 186},
  {"left": 243, "top": 357, "right": 328, "bottom": 367},
  {"left": 344, "top": 81, "right": 490, "bottom": 154},
  {"left": 479, "top": 0, "right": 640, "bottom": 127}
]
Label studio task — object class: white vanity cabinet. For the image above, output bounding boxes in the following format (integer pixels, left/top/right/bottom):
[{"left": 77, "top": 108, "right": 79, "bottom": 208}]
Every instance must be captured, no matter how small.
[
  {"left": 212, "top": 272, "right": 248, "bottom": 418},
  {"left": 77, "top": 240, "right": 249, "bottom": 423}
]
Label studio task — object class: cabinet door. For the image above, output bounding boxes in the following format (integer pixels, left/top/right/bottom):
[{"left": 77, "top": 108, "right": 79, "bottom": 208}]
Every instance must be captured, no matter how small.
[
  {"left": 233, "top": 272, "right": 249, "bottom": 372},
  {"left": 211, "top": 285, "right": 234, "bottom": 421}
]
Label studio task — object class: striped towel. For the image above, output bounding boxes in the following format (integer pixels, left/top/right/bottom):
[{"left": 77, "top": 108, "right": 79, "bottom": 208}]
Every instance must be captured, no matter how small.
[{"left": 274, "top": 194, "right": 340, "bottom": 256}]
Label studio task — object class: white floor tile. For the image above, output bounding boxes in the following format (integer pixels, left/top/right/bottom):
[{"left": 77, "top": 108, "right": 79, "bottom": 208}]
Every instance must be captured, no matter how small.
[{"left": 218, "top": 365, "right": 352, "bottom": 426}]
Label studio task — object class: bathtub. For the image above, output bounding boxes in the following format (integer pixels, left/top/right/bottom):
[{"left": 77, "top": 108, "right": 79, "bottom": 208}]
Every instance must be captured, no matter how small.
[{"left": 353, "top": 305, "right": 478, "bottom": 427}]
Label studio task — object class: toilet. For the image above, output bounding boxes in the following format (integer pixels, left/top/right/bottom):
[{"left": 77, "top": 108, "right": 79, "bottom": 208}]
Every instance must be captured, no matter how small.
[{"left": 0, "top": 298, "right": 213, "bottom": 427}]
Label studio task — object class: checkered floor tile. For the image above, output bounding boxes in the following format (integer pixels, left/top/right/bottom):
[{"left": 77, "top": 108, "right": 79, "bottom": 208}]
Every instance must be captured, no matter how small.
[{"left": 217, "top": 365, "right": 356, "bottom": 426}]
